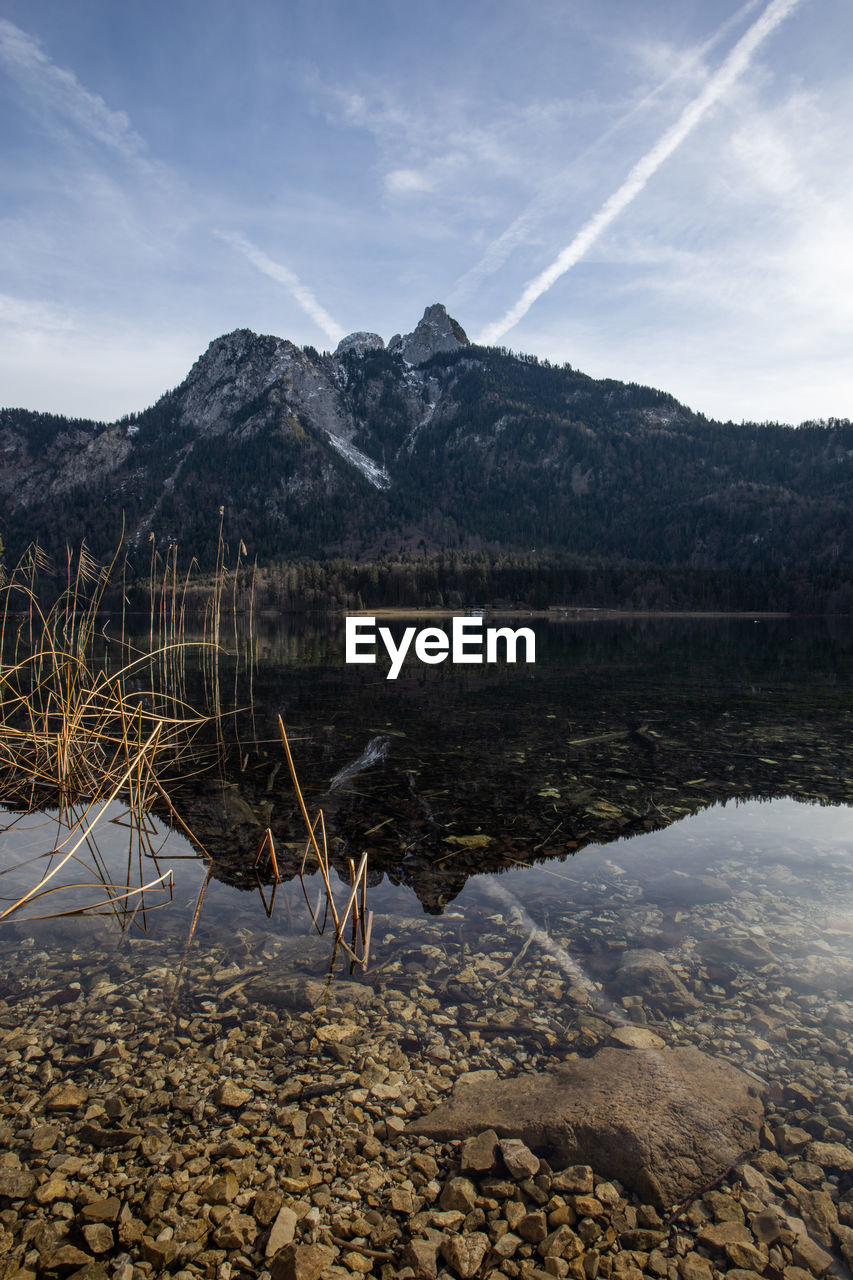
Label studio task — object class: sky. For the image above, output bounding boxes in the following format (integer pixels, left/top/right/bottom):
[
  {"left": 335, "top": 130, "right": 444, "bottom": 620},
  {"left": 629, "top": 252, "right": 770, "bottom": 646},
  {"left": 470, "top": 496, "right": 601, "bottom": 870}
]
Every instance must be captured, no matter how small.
[{"left": 1, "top": 0, "right": 851, "bottom": 426}]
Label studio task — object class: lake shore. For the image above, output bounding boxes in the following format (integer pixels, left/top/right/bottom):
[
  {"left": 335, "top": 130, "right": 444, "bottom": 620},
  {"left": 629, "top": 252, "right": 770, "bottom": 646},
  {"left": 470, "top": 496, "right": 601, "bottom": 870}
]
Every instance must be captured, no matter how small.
[
  {"left": 343, "top": 607, "right": 791, "bottom": 620},
  {"left": 0, "top": 898, "right": 850, "bottom": 1280}
]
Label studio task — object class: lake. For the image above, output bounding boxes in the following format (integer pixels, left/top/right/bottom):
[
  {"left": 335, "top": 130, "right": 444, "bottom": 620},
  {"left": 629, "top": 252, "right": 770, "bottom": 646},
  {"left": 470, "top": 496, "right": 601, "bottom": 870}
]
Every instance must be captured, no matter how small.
[{"left": 1, "top": 615, "right": 852, "bottom": 1277}]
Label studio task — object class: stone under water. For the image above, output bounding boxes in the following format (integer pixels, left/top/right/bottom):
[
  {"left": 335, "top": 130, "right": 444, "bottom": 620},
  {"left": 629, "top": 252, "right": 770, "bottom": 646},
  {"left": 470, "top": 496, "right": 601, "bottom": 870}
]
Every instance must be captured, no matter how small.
[{"left": 408, "top": 1045, "right": 765, "bottom": 1209}]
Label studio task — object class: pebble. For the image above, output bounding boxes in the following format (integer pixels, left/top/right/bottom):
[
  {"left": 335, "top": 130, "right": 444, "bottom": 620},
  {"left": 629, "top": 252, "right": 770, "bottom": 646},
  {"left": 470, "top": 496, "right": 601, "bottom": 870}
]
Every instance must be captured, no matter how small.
[
  {"left": 0, "top": 839, "right": 850, "bottom": 1280},
  {"left": 608, "top": 1025, "right": 666, "bottom": 1050}
]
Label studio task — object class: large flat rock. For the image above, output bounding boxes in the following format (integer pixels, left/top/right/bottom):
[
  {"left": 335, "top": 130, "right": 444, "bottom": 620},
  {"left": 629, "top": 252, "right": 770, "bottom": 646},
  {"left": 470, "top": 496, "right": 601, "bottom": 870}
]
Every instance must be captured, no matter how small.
[{"left": 409, "top": 1046, "right": 764, "bottom": 1209}]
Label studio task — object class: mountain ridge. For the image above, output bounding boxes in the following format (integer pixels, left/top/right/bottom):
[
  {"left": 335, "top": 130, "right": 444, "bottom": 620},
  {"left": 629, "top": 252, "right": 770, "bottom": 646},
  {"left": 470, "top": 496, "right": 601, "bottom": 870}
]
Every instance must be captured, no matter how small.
[{"left": 1, "top": 304, "right": 852, "bottom": 611}]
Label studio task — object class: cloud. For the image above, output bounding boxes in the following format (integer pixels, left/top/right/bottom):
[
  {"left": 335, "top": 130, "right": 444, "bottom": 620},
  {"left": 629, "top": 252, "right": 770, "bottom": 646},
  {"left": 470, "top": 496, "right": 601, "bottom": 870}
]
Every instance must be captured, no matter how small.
[
  {"left": 0, "top": 293, "right": 77, "bottom": 337},
  {"left": 214, "top": 231, "right": 346, "bottom": 347},
  {"left": 0, "top": 19, "right": 348, "bottom": 409},
  {"left": 0, "top": 293, "right": 202, "bottom": 419},
  {"left": 477, "top": 0, "right": 803, "bottom": 346},
  {"left": 513, "top": 71, "right": 853, "bottom": 426},
  {"left": 323, "top": 77, "right": 573, "bottom": 211},
  {"left": 0, "top": 19, "right": 147, "bottom": 161},
  {"left": 385, "top": 168, "right": 435, "bottom": 195},
  {"left": 728, "top": 96, "right": 813, "bottom": 197},
  {"left": 450, "top": 0, "right": 766, "bottom": 304}
]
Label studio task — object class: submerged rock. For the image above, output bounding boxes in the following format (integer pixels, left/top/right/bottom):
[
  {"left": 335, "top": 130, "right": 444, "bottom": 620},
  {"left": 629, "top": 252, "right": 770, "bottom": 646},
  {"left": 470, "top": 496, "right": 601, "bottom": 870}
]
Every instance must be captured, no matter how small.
[
  {"left": 408, "top": 1045, "right": 765, "bottom": 1208},
  {"left": 609, "top": 1024, "right": 666, "bottom": 1049},
  {"left": 617, "top": 948, "right": 700, "bottom": 1011}
]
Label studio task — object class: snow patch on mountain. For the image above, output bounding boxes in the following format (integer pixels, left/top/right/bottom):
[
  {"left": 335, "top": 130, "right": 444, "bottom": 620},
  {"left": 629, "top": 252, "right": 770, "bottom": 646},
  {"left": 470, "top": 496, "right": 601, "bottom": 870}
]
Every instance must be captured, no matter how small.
[
  {"left": 326, "top": 433, "right": 390, "bottom": 490},
  {"left": 402, "top": 400, "right": 437, "bottom": 455}
]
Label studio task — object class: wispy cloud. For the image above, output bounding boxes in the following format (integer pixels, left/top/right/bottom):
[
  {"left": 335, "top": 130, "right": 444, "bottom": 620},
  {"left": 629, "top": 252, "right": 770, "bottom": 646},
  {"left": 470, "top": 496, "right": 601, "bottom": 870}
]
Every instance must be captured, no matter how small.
[
  {"left": 450, "top": 0, "right": 765, "bottom": 304},
  {"left": 477, "top": 0, "right": 803, "bottom": 346},
  {"left": 214, "top": 231, "right": 346, "bottom": 347},
  {"left": 1, "top": 20, "right": 346, "bottom": 351},
  {"left": 325, "top": 79, "right": 574, "bottom": 210},
  {"left": 385, "top": 168, "right": 435, "bottom": 195},
  {"left": 0, "top": 293, "right": 77, "bottom": 336},
  {"left": 0, "top": 19, "right": 148, "bottom": 162}
]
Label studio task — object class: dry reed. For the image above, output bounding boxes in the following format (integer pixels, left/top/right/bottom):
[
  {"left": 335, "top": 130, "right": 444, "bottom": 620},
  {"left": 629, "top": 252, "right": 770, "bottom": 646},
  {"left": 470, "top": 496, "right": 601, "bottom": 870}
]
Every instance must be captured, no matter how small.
[
  {"left": 0, "top": 539, "right": 371, "bottom": 986},
  {"left": 248, "top": 717, "right": 373, "bottom": 968},
  {"left": 0, "top": 542, "right": 219, "bottom": 928}
]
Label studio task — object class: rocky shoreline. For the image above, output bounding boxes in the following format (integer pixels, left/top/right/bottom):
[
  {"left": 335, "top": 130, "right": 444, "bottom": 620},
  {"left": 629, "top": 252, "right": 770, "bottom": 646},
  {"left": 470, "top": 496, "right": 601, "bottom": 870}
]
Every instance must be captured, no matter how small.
[{"left": 0, "top": 890, "right": 851, "bottom": 1280}]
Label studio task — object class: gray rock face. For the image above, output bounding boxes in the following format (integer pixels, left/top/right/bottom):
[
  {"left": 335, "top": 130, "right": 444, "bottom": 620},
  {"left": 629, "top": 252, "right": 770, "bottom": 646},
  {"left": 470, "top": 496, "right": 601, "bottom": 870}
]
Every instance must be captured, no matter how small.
[
  {"left": 180, "top": 329, "right": 357, "bottom": 443},
  {"left": 0, "top": 1169, "right": 36, "bottom": 1199},
  {"left": 265, "top": 1205, "right": 297, "bottom": 1257},
  {"left": 0, "top": 416, "right": 130, "bottom": 512},
  {"left": 333, "top": 331, "right": 385, "bottom": 358},
  {"left": 460, "top": 1128, "right": 500, "bottom": 1175},
  {"left": 441, "top": 1231, "right": 490, "bottom": 1278},
  {"left": 408, "top": 1045, "right": 765, "bottom": 1209},
  {"left": 389, "top": 303, "right": 469, "bottom": 365},
  {"left": 246, "top": 976, "right": 375, "bottom": 1011},
  {"left": 269, "top": 1242, "right": 336, "bottom": 1280},
  {"left": 180, "top": 330, "right": 298, "bottom": 436},
  {"left": 499, "top": 1137, "right": 540, "bottom": 1180}
]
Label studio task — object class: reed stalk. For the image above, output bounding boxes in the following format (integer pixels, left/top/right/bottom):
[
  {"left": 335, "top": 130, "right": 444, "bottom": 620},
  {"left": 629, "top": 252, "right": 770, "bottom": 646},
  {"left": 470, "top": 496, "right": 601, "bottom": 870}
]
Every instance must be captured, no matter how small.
[
  {"left": 277, "top": 716, "right": 373, "bottom": 967},
  {"left": 0, "top": 542, "right": 227, "bottom": 929}
]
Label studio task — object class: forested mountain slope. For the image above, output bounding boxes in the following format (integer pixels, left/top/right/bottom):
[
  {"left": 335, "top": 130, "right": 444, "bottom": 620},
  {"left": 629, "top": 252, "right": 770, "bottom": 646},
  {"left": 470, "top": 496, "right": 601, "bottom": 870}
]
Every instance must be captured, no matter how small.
[{"left": 2, "top": 304, "right": 851, "bottom": 608}]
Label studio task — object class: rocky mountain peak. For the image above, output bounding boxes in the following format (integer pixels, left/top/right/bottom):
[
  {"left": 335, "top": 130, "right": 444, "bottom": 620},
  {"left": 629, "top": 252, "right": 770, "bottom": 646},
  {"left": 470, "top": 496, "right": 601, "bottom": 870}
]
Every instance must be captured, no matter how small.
[
  {"left": 333, "top": 331, "right": 385, "bottom": 359},
  {"left": 388, "top": 304, "right": 469, "bottom": 366},
  {"left": 178, "top": 328, "right": 301, "bottom": 435}
]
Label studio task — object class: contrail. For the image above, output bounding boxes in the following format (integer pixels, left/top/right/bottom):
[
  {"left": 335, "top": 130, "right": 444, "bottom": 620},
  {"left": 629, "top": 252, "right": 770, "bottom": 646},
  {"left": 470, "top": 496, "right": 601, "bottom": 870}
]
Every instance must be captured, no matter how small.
[
  {"left": 215, "top": 230, "right": 346, "bottom": 348},
  {"left": 477, "top": 0, "right": 802, "bottom": 347},
  {"left": 450, "top": 0, "right": 763, "bottom": 305}
]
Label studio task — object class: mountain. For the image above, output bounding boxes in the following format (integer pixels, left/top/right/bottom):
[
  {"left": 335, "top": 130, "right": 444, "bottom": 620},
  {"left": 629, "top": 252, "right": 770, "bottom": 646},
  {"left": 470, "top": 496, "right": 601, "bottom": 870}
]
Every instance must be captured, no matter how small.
[{"left": 2, "top": 303, "right": 853, "bottom": 608}]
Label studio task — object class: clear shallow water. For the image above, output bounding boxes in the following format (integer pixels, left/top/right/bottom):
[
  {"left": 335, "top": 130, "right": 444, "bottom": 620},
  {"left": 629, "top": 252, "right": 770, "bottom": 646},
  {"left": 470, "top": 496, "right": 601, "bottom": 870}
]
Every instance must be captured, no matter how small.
[
  {"left": 2, "top": 794, "right": 851, "bottom": 1087},
  {"left": 1, "top": 618, "right": 852, "bottom": 1083}
]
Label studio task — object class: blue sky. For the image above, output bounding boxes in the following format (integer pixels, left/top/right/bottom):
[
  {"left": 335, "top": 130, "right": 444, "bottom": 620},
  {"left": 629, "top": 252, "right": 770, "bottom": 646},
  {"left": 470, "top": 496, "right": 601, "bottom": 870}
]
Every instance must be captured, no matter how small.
[{"left": 1, "top": 0, "right": 851, "bottom": 425}]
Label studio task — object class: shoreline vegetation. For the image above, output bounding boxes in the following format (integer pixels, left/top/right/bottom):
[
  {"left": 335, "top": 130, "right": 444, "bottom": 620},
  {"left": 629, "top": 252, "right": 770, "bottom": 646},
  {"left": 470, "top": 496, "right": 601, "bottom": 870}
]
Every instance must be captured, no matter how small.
[
  {"left": 174, "top": 549, "right": 847, "bottom": 619},
  {"left": 0, "top": 543, "right": 366, "bottom": 966},
  {"left": 0, "top": 541, "right": 224, "bottom": 930},
  {"left": 219, "top": 550, "right": 851, "bottom": 617},
  {"left": 1, "top": 535, "right": 845, "bottom": 619}
]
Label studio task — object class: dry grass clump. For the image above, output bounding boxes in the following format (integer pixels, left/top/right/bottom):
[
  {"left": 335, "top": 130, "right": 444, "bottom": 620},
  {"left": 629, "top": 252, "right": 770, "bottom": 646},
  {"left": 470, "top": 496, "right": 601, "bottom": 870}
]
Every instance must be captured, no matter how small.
[
  {"left": 0, "top": 542, "right": 213, "bottom": 926},
  {"left": 0, "top": 541, "right": 372, "bottom": 965},
  {"left": 0, "top": 542, "right": 212, "bottom": 808}
]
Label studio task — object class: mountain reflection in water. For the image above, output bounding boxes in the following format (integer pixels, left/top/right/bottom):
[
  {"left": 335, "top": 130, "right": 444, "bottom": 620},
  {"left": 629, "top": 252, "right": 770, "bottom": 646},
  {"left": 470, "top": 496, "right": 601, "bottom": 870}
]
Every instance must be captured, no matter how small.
[
  {"left": 140, "top": 615, "right": 853, "bottom": 914},
  {"left": 2, "top": 615, "right": 852, "bottom": 926}
]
